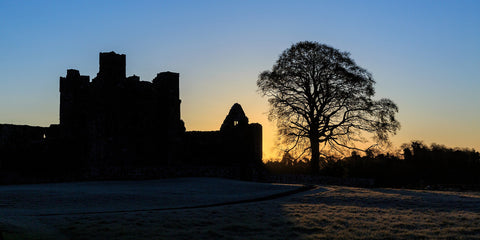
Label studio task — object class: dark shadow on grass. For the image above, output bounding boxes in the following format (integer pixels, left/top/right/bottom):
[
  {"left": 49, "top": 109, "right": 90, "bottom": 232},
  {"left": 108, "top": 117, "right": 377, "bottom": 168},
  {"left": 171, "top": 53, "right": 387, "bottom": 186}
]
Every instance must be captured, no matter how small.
[{"left": 299, "top": 187, "right": 480, "bottom": 213}]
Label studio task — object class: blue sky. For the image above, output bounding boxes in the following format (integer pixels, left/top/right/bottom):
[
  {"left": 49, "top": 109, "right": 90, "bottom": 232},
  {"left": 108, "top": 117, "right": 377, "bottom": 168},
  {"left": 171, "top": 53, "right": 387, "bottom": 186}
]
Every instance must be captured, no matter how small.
[{"left": 1, "top": 0, "right": 479, "bottom": 157}]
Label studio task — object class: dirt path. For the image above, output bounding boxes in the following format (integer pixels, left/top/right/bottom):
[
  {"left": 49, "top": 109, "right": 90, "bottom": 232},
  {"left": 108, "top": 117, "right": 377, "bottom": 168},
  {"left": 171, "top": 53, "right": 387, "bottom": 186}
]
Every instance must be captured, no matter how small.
[{"left": 30, "top": 184, "right": 317, "bottom": 217}]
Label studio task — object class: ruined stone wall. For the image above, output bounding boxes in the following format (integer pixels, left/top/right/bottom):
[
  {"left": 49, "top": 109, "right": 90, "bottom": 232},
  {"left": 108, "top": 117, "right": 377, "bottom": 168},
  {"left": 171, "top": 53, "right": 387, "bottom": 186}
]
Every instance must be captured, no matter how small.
[
  {"left": 183, "top": 103, "right": 263, "bottom": 167},
  {"left": 0, "top": 52, "right": 263, "bottom": 183},
  {"left": 0, "top": 124, "right": 46, "bottom": 172},
  {"left": 0, "top": 123, "right": 87, "bottom": 181},
  {"left": 183, "top": 131, "right": 223, "bottom": 165},
  {"left": 218, "top": 123, "right": 263, "bottom": 166},
  {"left": 248, "top": 123, "right": 263, "bottom": 164},
  {"left": 58, "top": 52, "right": 185, "bottom": 173}
]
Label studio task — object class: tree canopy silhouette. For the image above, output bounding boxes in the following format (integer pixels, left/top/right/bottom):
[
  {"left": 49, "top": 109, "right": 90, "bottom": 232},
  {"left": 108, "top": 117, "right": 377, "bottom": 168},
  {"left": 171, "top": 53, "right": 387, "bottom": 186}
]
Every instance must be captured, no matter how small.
[{"left": 257, "top": 41, "right": 400, "bottom": 173}]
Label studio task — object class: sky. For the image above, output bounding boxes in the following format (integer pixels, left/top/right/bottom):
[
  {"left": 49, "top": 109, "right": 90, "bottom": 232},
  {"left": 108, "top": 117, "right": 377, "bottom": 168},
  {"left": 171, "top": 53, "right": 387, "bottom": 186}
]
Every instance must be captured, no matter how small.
[{"left": 1, "top": 0, "right": 479, "bottom": 159}]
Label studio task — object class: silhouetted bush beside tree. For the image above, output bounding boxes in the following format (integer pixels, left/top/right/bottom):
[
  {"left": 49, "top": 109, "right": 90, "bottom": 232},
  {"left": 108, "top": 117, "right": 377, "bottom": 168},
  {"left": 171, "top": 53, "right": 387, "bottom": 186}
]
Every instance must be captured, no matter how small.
[
  {"left": 264, "top": 152, "right": 311, "bottom": 175},
  {"left": 401, "top": 141, "right": 480, "bottom": 185},
  {"left": 265, "top": 141, "right": 480, "bottom": 188}
]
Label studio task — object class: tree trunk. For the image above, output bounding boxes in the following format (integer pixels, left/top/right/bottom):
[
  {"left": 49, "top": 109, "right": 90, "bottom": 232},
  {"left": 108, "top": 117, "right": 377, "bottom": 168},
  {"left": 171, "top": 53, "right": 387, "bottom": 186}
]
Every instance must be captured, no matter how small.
[{"left": 310, "top": 137, "right": 320, "bottom": 175}]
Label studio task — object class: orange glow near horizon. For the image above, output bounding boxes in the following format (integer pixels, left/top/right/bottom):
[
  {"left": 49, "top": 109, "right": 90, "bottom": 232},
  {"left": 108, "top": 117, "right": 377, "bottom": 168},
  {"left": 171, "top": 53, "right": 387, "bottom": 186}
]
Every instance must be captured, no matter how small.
[{"left": 181, "top": 97, "right": 280, "bottom": 161}]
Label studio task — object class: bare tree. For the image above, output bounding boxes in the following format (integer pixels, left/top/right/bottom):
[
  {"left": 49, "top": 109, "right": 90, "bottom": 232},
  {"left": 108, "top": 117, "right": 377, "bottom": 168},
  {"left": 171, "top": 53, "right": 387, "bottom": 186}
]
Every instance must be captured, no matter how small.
[{"left": 258, "top": 41, "right": 400, "bottom": 173}]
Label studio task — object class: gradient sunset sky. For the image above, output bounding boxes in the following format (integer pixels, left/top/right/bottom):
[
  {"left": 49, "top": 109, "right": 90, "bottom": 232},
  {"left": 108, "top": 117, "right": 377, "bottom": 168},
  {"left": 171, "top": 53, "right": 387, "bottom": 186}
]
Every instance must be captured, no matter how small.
[{"left": 1, "top": 0, "right": 479, "bottom": 158}]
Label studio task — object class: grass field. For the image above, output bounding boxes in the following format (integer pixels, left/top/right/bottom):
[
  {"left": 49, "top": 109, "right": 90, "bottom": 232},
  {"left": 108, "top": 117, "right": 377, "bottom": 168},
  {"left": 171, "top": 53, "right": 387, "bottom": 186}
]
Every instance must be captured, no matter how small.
[{"left": 1, "top": 178, "right": 480, "bottom": 239}]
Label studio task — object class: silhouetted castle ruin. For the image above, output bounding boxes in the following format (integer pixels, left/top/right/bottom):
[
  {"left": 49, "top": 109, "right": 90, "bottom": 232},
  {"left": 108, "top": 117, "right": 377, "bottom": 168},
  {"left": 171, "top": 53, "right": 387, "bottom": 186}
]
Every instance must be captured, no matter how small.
[{"left": 0, "top": 52, "right": 262, "bottom": 182}]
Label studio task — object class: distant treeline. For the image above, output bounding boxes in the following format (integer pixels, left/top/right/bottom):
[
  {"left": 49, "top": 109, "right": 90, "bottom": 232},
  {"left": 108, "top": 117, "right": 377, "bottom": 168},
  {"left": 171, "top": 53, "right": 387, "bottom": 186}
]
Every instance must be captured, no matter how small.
[{"left": 265, "top": 141, "right": 480, "bottom": 188}]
